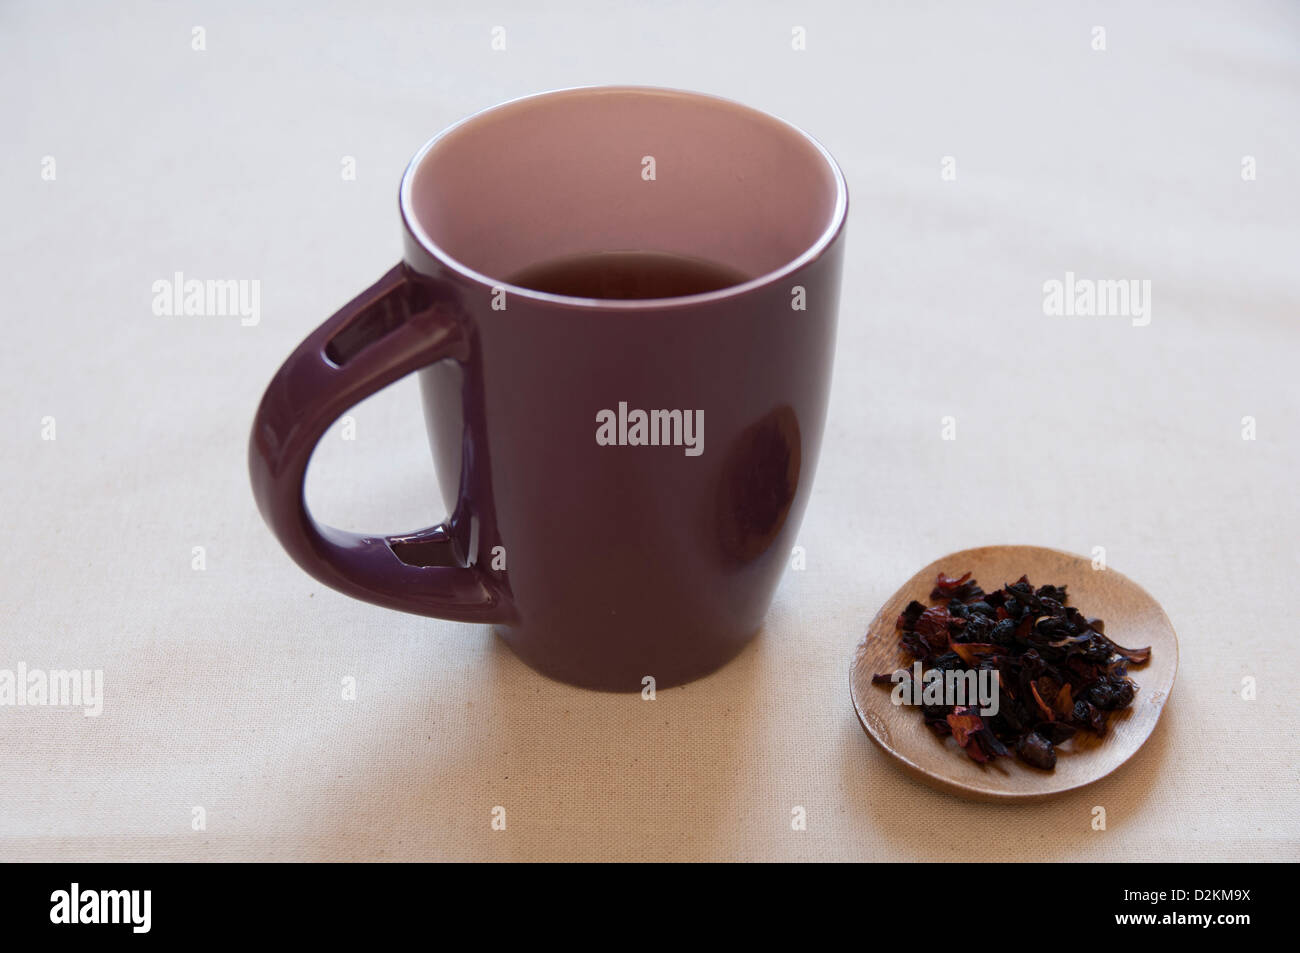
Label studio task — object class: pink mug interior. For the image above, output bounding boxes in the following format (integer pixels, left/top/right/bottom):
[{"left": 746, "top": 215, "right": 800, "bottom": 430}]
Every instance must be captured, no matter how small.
[{"left": 400, "top": 85, "right": 847, "bottom": 301}]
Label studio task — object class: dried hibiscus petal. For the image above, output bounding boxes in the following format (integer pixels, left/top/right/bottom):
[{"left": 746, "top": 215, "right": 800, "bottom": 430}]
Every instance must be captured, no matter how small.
[
  {"left": 946, "top": 707, "right": 992, "bottom": 763},
  {"left": 896, "top": 600, "right": 926, "bottom": 630},
  {"left": 949, "top": 641, "right": 998, "bottom": 665},
  {"left": 1029, "top": 681, "right": 1056, "bottom": 722},
  {"left": 931, "top": 572, "right": 983, "bottom": 602},
  {"left": 914, "top": 606, "right": 955, "bottom": 639}
]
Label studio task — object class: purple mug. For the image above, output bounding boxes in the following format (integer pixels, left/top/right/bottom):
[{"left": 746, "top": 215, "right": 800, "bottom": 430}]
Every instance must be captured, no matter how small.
[{"left": 249, "top": 86, "right": 848, "bottom": 690}]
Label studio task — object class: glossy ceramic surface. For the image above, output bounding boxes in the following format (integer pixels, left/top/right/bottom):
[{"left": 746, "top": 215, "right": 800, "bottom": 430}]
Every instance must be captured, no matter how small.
[{"left": 250, "top": 86, "right": 848, "bottom": 690}]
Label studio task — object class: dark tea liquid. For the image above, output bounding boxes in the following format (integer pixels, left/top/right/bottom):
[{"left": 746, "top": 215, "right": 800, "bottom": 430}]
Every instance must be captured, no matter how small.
[{"left": 506, "top": 250, "right": 750, "bottom": 299}]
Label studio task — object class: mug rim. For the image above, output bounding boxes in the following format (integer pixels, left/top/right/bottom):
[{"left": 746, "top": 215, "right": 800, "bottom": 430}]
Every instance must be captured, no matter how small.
[{"left": 397, "top": 84, "right": 849, "bottom": 311}]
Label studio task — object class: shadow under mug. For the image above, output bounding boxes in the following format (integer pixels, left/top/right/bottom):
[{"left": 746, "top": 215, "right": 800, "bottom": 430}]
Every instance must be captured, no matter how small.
[{"left": 249, "top": 85, "right": 848, "bottom": 691}]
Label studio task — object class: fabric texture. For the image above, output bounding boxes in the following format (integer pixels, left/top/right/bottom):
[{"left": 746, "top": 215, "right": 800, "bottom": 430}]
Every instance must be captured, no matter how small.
[{"left": 1, "top": 1, "right": 1297, "bottom": 861}]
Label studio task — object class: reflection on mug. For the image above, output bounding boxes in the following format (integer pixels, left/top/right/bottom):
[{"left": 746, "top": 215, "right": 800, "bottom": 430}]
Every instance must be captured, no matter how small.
[{"left": 717, "top": 405, "right": 802, "bottom": 564}]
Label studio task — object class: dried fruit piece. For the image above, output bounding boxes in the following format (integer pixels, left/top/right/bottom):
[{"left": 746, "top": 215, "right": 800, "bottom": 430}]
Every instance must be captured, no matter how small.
[{"left": 1017, "top": 731, "right": 1057, "bottom": 770}]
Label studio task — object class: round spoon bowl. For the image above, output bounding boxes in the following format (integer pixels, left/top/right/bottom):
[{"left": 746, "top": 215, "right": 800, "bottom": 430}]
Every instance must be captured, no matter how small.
[{"left": 850, "top": 545, "right": 1179, "bottom": 801}]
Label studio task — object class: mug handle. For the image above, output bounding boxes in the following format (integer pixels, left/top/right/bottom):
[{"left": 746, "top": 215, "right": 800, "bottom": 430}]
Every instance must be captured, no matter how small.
[{"left": 249, "top": 263, "right": 513, "bottom": 624}]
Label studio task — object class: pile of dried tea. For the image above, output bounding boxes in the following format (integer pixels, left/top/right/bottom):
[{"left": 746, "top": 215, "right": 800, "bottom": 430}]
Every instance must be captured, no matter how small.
[{"left": 873, "top": 572, "right": 1150, "bottom": 770}]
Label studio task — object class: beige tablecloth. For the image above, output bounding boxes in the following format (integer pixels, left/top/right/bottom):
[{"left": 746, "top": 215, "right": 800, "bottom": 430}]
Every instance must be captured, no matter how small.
[{"left": 2, "top": 1, "right": 1297, "bottom": 862}]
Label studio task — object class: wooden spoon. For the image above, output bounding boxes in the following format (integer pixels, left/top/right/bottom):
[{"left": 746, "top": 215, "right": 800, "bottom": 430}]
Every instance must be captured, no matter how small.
[{"left": 850, "top": 545, "right": 1178, "bottom": 801}]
